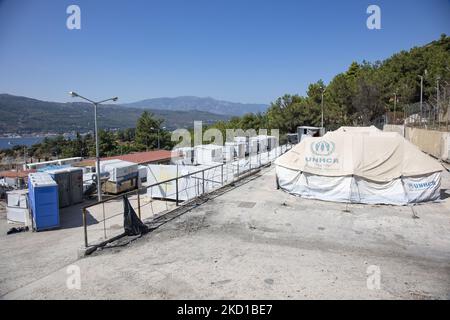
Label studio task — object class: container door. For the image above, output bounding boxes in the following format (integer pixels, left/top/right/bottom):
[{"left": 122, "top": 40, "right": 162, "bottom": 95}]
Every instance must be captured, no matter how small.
[
  {"left": 70, "top": 170, "right": 83, "bottom": 204},
  {"left": 55, "top": 173, "right": 70, "bottom": 208}
]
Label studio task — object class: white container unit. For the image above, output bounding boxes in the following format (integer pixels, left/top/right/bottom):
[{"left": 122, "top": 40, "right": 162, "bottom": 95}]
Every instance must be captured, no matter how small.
[
  {"left": 83, "top": 173, "right": 95, "bottom": 193},
  {"left": 101, "top": 160, "right": 139, "bottom": 182},
  {"left": 257, "top": 135, "right": 269, "bottom": 152},
  {"left": 297, "top": 126, "right": 324, "bottom": 142},
  {"left": 235, "top": 142, "right": 246, "bottom": 158},
  {"left": 6, "top": 190, "right": 29, "bottom": 224},
  {"left": 173, "top": 147, "right": 196, "bottom": 165},
  {"left": 249, "top": 135, "right": 272, "bottom": 154},
  {"left": 223, "top": 143, "right": 235, "bottom": 162},
  {"left": 225, "top": 141, "right": 246, "bottom": 159},
  {"left": 266, "top": 136, "right": 278, "bottom": 151},
  {"left": 249, "top": 137, "right": 259, "bottom": 155},
  {"left": 234, "top": 136, "right": 249, "bottom": 155},
  {"left": 138, "top": 165, "right": 148, "bottom": 187},
  {"left": 194, "top": 144, "right": 223, "bottom": 165}
]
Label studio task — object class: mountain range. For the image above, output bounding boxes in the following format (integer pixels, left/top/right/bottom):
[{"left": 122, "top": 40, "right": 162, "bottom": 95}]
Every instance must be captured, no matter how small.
[
  {"left": 122, "top": 96, "right": 268, "bottom": 116},
  {"left": 0, "top": 94, "right": 237, "bottom": 134}
]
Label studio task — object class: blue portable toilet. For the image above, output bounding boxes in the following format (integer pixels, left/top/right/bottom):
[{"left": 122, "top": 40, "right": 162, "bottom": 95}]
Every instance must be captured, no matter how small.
[{"left": 28, "top": 172, "right": 59, "bottom": 231}]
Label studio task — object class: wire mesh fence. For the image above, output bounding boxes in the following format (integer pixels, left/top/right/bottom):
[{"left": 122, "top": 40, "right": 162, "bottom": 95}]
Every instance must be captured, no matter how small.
[
  {"left": 386, "top": 101, "right": 450, "bottom": 131},
  {"left": 81, "top": 144, "right": 292, "bottom": 248}
]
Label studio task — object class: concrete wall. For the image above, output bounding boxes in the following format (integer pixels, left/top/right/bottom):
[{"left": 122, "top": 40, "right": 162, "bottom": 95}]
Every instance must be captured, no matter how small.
[
  {"left": 383, "top": 124, "right": 405, "bottom": 137},
  {"left": 383, "top": 125, "right": 450, "bottom": 162}
]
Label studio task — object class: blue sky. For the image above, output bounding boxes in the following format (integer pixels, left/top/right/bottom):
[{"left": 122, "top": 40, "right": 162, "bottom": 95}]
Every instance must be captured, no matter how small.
[{"left": 0, "top": 0, "right": 449, "bottom": 104}]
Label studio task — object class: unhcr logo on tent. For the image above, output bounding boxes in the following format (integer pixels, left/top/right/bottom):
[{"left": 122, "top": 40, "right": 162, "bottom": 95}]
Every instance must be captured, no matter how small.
[
  {"left": 306, "top": 140, "right": 339, "bottom": 167},
  {"left": 407, "top": 181, "right": 436, "bottom": 191},
  {"left": 310, "top": 140, "right": 335, "bottom": 156}
]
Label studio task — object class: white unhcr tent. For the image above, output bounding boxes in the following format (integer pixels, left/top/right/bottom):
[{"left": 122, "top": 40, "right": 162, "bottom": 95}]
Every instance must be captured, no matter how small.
[{"left": 275, "top": 126, "right": 442, "bottom": 205}]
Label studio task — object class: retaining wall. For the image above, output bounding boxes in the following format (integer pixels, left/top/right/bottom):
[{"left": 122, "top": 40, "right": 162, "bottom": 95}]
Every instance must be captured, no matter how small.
[{"left": 383, "top": 125, "right": 450, "bottom": 162}]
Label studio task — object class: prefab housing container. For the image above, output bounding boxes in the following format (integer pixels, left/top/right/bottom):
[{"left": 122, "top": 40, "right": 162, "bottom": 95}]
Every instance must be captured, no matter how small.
[
  {"left": 194, "top": 145, "right": 223, "bottom": 165},
  {"left": 4, "top": 176, "right": 26, "bottom": 189},
  {"left": 101, "top": 160, "right": 139, "bottom": 182},
  {"left": 83, "top": 173, "right": 96, "bottom": 194},
  {"left": 28, "top": 172, "right": 59, "bottom": 231},
  {"left": 234, "top": 136, "right": 249, "bottom": 155},
  {"left": 297, "top": 126, "right": 324, "bottom": 142},
  {"left": 101, "top": 160, "right": 139, "bottom": 194},
  {"left": 234, "top": 142, "right": 246, "bottom": 158},
  {"left": 138, "top": 165, "right": 148, "bottom": 187},
  {"left": 223, "top": 143, "right": 235, "bottom": 162},
  {"left": 45, "top": 167, "right": 83, "bottom": 208},
  {"left": 173, "top": 147, "right": 195, "bottom": 165},
  {"left": 286, "top": 133, "right": 299, "bottom": 144},
  {"left": 249, "top": 136, "right": 265, "bottom": 154},
  {"left": 257, "top": 135, "right": 269, "bottom": 152},
  {"left": 266, "top": 136, "right": 278, "bottom": 151},
  {"left": 6, "top": 190, "right": 29, "bottom": 224}
]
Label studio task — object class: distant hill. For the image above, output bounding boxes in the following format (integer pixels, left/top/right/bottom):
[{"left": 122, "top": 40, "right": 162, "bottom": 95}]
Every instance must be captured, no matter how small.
[
  {"left": 0, "top": 94, "right": 231, "bottom": 134},
  {"left": 122, "top": 96, "right": 268, "bottom": 116}
]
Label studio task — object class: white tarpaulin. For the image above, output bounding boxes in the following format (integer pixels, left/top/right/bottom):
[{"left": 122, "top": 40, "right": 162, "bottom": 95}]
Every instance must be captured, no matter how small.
[
  {"left": 275, "top": 127, "right": 442, "bottom": 205},
  {"left": 146, "top": 164, "right": 223, "bottom": 201}
]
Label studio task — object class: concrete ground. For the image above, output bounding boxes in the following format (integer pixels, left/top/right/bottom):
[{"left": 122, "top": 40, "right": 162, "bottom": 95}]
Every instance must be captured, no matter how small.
[{"left": 1, "top": 165, "right": 449, "bottom": 299}]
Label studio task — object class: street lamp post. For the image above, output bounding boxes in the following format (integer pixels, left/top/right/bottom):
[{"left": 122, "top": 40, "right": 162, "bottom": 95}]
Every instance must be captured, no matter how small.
[
  {"left": 393, "top": 92, "right": 397, "bottom": 124},
  {"left": 69, "top": 92, "right": 118, "bottom": 202},
  {"left": 321, "top": 88, "right": 326, "bottom": 129},
  {"left": 151, "top": 126, "right": 166, "bottom": 149},
  {"left": 442, "top": 80, "right": 449, "bottom": 131},
  {"left": 418, "top": 75, "right": 424, "bottom": 125},
  {"left": 436, "top": 78, "right": 440, "bottom": 128}
]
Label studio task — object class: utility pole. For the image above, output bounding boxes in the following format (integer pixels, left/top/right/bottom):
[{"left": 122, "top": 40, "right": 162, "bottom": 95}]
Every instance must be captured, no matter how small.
[
  {"left": 151, "top": 126, "right": 166, "bottom": 149},
  {"left": 321, "top": 87, "right": 326, "bottom": 129},
  {"left": 393, "top": 92, "right": 397, "bottom": 124},
  {"left": 436, "top": 78, "right": 440, "bottom": 128},
  {"left": 418, "top": 75, "right": 423, "bottom": 125},
  {"left": 157, "top": 129, "right": 160, "bottom": 149},
  {"left": 444, "top": 80, "right": 450, "bottom": 131}
]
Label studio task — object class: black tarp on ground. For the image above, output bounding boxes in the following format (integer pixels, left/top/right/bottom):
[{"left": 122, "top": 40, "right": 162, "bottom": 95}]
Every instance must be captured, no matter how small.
[{"left": 123, "top": 195, "right": 149, "bottom": 236}]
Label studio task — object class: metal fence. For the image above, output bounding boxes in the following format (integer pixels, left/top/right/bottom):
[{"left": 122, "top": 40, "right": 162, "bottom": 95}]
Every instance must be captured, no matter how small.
[
  {"left": 386, "top": 98, "right": 450, "bottom": 131},
  {"left": 81, "top": 144, "right": 292, "bottom": 248}
]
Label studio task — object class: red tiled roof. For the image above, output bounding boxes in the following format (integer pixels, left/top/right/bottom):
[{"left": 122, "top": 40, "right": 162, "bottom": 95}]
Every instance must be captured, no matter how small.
[
  {"left": 74, "top": 150, "right": 174, "bottom": 167},
  {"left": 103, "top": 150, "right": 173, "bottom": 164},
  {"left": 0, "top": 169, "right": 36, "bottom": 178}
]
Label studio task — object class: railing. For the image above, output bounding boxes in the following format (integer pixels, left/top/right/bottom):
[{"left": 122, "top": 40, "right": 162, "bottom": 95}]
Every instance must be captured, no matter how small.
[{"left": 81, "top": 144, "right": 292, "bottom": 249}]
